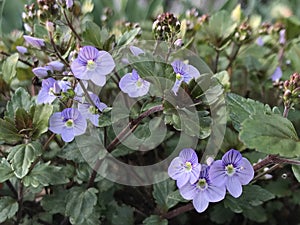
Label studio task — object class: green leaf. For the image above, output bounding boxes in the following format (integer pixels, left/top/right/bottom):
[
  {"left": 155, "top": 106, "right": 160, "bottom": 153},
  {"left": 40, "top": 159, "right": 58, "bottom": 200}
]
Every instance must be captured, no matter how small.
[
  {"left": 2, "top": 53, "right": 19, "bottom": 84},
  {"left": 166, "top": 190, "right": 189, "bottom": 204},
  {"left": 143, "top": 215, "right": 168, "bottom": 225},
  {"left": 41, "top": 188, "right": 67, "bottom": 214},
  {"left": 6, "top": 87, "right": 32, "bottom": 119},
  {"left": 292, "top": 165, "right": 300, "bottom": 182},
  {"left": 0, "top": 159, "right": 14, "bottom": 183},
  {"left": 210, "top": 203, "right": 234, "bottom": 224},
  {"left": 240, "top": 114, "right": 300, "bottom": 157},
  {"left": 82, "top": 21, "right": 102, "bottom": 48},
  {"left": 153, "top": 177, "right": 177, "bottom": 211},
  {"left": 108, "top": 202, "right": 134, "bottom": 225},
  {"left": 117, "top": 28, "right": 141, "bottom": 46},
  {"left": 0, "top": 196, "right": 18, "bottom": 223},
  {"left": 14, "top": 108, "right": 33, "bottom": 136},
  {"left": 226, "top": 93, "right": 272, "bottom": 131},
  {"left": 7, "top": 142, "right": 43, "bottom": 178},
  {"left": 65, "top": 187, "right": 98, "bottom": 225},
  {"left": 30, "top": 104, "right": 53, "bottom": 139},
  {"left": 0, "top": 118, "right": 21, "bottom": 143},
  {"left": 23, "top": 162, "right": 69, "bottom": 187}
]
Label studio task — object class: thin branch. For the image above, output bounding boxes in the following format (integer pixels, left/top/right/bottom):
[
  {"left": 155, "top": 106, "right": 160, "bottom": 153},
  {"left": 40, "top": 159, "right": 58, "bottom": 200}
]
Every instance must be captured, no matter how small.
[
  {"left": 163, "top": 203, "right": 194, "bottom": 219},
  {"left": 63, "top": 10, "right": 82, "bottom": 42},
  {"left": 15, "top": 182, "right": 24, "bottom": 225},
  {"left": 213, "top": 49, "right": 220, "bottom": 73},
  {"left": 0, "top": 51, "right": 34, "bottom": 67},
  {"left": 5, "top": 180, "right": 18, "bottom": 198},
  {"left": 87, "top": 104, "right": 164, "bottom": 188}
]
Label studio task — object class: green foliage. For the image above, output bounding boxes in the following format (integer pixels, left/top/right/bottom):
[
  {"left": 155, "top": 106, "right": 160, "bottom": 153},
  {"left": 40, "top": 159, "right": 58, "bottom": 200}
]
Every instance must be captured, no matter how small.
[
  {"left": 0, "top": 159, "right": 14, "bottom": 182},
  {"left": 0, "top": 196, "right": 18, "bottom": 223},
  {"left": 2, "top": 53, "right": 19, "bottom": 84},
  {"left": 240, "top": 114, "right": 300, "bottom": 157},
  {"left": 82, "top": 21, "right": 102, "bottom": 48},
  {"left": 143, "top": 215, "right": 168, "bottom": 225}
]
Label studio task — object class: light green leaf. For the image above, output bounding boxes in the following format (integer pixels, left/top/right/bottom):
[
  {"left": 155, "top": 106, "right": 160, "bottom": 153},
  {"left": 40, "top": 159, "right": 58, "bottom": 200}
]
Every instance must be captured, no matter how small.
[
  {"left": 7, "top": 142, "right": 43, "bottom": 178},
  {"left": 143, "top": 215, "right": 168, "bottom": 225},
  {"left": 82, "top": 21, "right": 102, "bottom": 48},
  {"left": 292, "top": 165, "right": 300, "bottom": 182},
  {"left": 30, "top": 104, "right": 53, "bottom": 138},
  {"left": 65, "top": 187, "right": 98, "bottom": 225},
  {"left": 226, "top": 93, "right": 272, "bottom": 131},
  {"left": 0, "top": 196, "right": 18, "bottom": 223},
  {"left": 23, "top": 162, "right": 69, "bottom": 187},
  {"left": 117, "top": 28, "right": 141, "bottom": 46},
  {"left": 240, "top": 114, "right": 300, "bottom": 157},
  {"left": 0, "top": 159, "right": 14, "bottom": 182},
  {"left": 6, "top": 87, "right": 32, "bottom": 119},
  {"left": 153, "top": 178, "right": 177, "bottom": 211},
  {"left": 2, "top": 53, "right": 19, "bottom": 84}
]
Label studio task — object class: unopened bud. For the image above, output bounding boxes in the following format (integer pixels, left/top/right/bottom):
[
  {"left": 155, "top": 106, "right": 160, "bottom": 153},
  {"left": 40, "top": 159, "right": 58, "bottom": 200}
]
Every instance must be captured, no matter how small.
[{"left": 46, "top": 21, "right": 54, "bottom": 33}]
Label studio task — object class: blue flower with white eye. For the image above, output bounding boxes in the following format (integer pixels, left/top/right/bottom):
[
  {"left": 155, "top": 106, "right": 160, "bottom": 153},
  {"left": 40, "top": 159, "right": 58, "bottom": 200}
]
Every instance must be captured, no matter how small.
[
  {"left": 71, "top": 46, "right": 115, "bottom": 86},
  {"left": 171, "top": 60, "right": 200, "bottom": 95},
  {"left": 119, "top": 69, "right": 150, "bottom": 98}
]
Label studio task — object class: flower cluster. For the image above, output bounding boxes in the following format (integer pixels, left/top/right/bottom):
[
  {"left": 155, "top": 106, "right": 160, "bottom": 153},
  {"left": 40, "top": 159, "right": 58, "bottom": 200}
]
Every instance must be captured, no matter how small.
[{"left": 168, "top": 149, "right": 254, "bottom": 213}]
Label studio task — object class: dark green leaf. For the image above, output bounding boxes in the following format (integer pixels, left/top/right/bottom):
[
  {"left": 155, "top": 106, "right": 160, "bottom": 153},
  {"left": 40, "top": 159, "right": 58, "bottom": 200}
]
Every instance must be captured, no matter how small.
[
  {"left": 23, "top": 162, "right": 70, "bottom": 187},
  {"left": 0, "top": 196, "right": 18, "bottom": 223},
  {"left": 153, "top": 177, "right": 177, "bottom": 211},
  {"left": 0, "top": 118, "right": 22, "bottom": 143},
  {"left": 7, "top": 142, "right": 43, "bottom": 178},
  {"left": 292, "top": 165, "right": 300, "bottom": 182},
  {"left": 30, "top": 104, "right": 53, "bottom": 138},
  {"left": 226, "top": 93, "right": 272, "bottom": 131},
  {"left": 41, "top": 188, "right": 67, "bottom": 214},
  {"left": 210, "top": 203, "right": 234, "bottom": 224},
  {"left": 240, "top": 114, "right": 300, "bottom": 157},
  {"left": 82, "top": 21, "right": 102, "bottom": 48},
  {"left": 143, "top": 215, "right": 168, "bottom": 225},
  {"left": 2, "top": 53, "right": 19, "bottom": 84},
  {"left": 108, "top": 202, "right": 134, "bottom": 225},
  {"left": 65, "top": 187, "right": 98, "bottom": 225},
  {"left": 14, "top": 107, "right": 33, "bottom": 136},
  {"left": 0, "top": 159, "right": 14, "bottom": 183}
]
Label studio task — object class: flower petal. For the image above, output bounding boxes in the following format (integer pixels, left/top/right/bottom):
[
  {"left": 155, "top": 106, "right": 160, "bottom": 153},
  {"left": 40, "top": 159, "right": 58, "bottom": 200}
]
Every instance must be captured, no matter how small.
[
  {"left": 226, "top": 176, "right": 243, "bottom": 198},
  {"left": 49, "top": 112, "right": 64, "bottom": 134},
  {"left": 179, "top": 148, "right": 198, "bottom": 165},
  {"left": 190, "top": 163, "right": 201, "bottom": 184},
  {"left": 209, "top": 160, "right": 227, "bottom": 186},
  {"left": 193, "top": 192, "right": 209, "bottom": 213},
  {"left": 168, "top": 157, "right": 184, "bottom": 180},
  {"left": 61, "top": 127, "right": 75, "bottom": 142},
  {"left": 205, "top": 185, "right": 226, "bottom": 202},
  {"left": 96, "top": 51, "right": 115, "bottom": 75},
  {"left": 179, "top": 183, "right": 197, "bottom": 200},
  {"left": 222, "top": 149, "right": 242, "bottom": 166},
  {"left": 71, "top": 59, "right": 90, "bottom": 80},
  {"left": 90, "top": 74, "right": 107, "bottom": 86},
  {"left": 237, "top": 158, "right": 254, "bottom": 185},
  {"left": 130, "top": 46, "right": 145, "bottom": 56},
  {"left": 176, "top": 174, "right": 190, "bottom": 189}
]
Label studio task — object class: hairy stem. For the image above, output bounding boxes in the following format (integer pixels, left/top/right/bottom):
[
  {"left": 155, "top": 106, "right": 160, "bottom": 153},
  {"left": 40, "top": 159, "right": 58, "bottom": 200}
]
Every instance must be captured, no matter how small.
[{"left": 63, "top": 9, "right": 82, "bottom": 42}]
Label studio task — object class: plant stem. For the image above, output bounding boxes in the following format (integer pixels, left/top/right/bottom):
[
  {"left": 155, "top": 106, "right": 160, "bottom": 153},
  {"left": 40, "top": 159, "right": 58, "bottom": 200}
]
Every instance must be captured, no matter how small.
[
  {"left": 226, "top": 43, "right": 240, "bottom": 76},
  {"left": 15, "top": 182, "right": 24, "bottom": 225},
  {"left": 163, "top": 203, "right": 194, "bottom": 219},
  {"left": 283, "top": 104, "right": 290, "bottom": 118},
  {"left": 0, "top": 51, "right": 34, "bottom": 67},
  {"left": 63, "top": 9, "right": 82, "bottom": 42},
  {"left": 5, "top": 180, "right": 18, "bottom": 198},
  {"left": 213, "top": 49, "right": 220, "bottom": 73},
  {"left": 87, "top": 104, "right": 164, "bottom": 188}
]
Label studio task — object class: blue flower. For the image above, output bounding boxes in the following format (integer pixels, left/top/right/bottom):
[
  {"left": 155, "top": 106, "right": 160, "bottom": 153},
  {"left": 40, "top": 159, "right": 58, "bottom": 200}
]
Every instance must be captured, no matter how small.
[
  {"left": 32, "top": 66, "right": 53, "bottom": 78},
  {"left": 23, "top": 35, "right": 45, "bottom": 49},
  {"left": 71, "top": 46, "right": 115, "bottom": 86},
  {"left": 168, "top": 148, "right": 201, "bottom": 188},
  {"left": 16, "top": 46, "right": 28, "bottom": 55},
  {"left": 171, "top": 60, "right": 200, "bottom": 95},
  {"left": 271, "top": 66, "right": 282, "bottom": 81},
  {"left": 78, "top": 93, "right": 107, "bottom": 126},
  {"left": 256, "top": 36, "right": 264, "bottom": 46},
  {"left": 180, "top": 165, "right": 226, "bottom": 213},
  {"left": 47, "top": 61, "right": 65, "bottom": 72},
  {"left": 119, "top": 69, "right": 150, "bottom": 98},
  {"left": 129, "top": 46, "right": 145, "bottom": 56},
  {"left": 49, "top": 108, "right": 87, "bottom": 142},
  {"left": 209, "top": 149, "right": 254, "bottom": 198},
  {"left": 37, "top": 78, "right": 61, "bottom": 104}
]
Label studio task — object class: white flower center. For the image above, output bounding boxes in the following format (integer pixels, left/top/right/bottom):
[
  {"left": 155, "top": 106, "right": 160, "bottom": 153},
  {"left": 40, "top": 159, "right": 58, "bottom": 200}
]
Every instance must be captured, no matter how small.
[
  {"left": 197, "top": 178, "right": 208, "bottom": 190},
  {"left": 184, "top": 161, "right": 192, "bottom": 172},
  {"left": 176, "top": 73, "right": 182, "bottom": 80},
  {"left": 65, "top": 119, "right": 74, "bottom": 128},
  {"left": 225, "top": 164, "right": 236, "bottom": 176},
  {"left": 87, "top": 59, "right": 96, "bottom": 70}
]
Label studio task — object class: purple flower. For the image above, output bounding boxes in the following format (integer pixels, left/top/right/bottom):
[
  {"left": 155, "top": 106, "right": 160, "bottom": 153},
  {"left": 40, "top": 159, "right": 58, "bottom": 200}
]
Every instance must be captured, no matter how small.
[
  {"left": 171, "top": 60, "right": 200, "bottom": 95},
  {"left": 119, "top": 69, "right": 150, "bottom": 98},
  {"left": 47, "top": 61, "right": 64, "bottom": 72},
  {"left": 168, "top": 148, "right": 201, "bottom": 188},
  {"left": 49, "top": 108, "right": 87, "bottom": 142},
  {"left": 16, "top": 46, "right": 28, "bottom": 55},
  {"left": 32, "top": 66, "right": 53, "bottom": 78},
  {"left": 23, "top": 35, "right": 45, "bottom": 49},
  {"left": 180, "top": 165, "right": 226, "bottom": 213},
  {"left": 271, "top": 66, "right": 282, "bottom": 81},
  {"left": 174, "top": 39, "right": 183, "bottom": 47},
  {"left": 71, "top": 46, "right": 115, "bottom": 86},
  {"left": 209, "top": 149, "right": 254, "bottom": 198},
  {"left": 256, "top": 37, "right": 264, "bottom": 46},
  {"left": 78, "top": 93, "right": 107, "bottom": 126},
  {"left": 66, "top": 0, "right": 73, "bottom": 9},
  {"left": 129, "top": 46, "right": 144, "bottom": 56},
  {"left": 279, "top": 29, "right": 286, "bottom": 45},
  {"left": 37, "top": 78, "right": 60, "bottom": 104}
]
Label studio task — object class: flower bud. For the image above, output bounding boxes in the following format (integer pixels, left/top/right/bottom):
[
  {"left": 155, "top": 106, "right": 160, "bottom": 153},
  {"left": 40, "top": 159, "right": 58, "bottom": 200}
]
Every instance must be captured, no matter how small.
[
  {"left": 174, "top": 39, "right": 183, "bottom": 47},
  {"left": 46, "top": 21, "right": 55, "bottom": 33}
]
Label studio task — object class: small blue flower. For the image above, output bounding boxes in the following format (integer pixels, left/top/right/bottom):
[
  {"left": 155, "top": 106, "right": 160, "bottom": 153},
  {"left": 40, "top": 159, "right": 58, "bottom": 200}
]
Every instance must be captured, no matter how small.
[
  {"left": 279, "top": 29, "right": 286, "bottom": 45},
  {"left": 209, "top": 149, "right": 254, "bottom": 198},
  {"left": 66, "top": 0, "right": 73, "bottom": 9},
  {"left": 180, "top": 165, "right": 226, "bottom": 213},
  {"left": 23, "top": 35, "right": 45, "bottom": 49},
  {"left": 37, "top": 78, "right": 61, "bottom": 104},
  {"left": 78, "top": 93, "right": 107, "bottom": 126},
  {"left": 256, "top": 36, "right": 264, "bottom": 46},
  {"left": 119, "top": 69, "right": 150, "bottom": 98},
  {"left": 49, "top": 108, "right": 87, "bottom": 142},
  {"left": 129, "top": 46, "right": 145, "bottom": 56},
  {"left": 168, "top": 148, "right": 201, "bottom": 188},
  {"left": 171, "top": 60, "right": 200, "bottom": 95},
  {"left": 16, "top": 46, "right": 28, "bottom": 55},
  {"left": 32, "top": 66, "right": 53, "bottom": 78},
  {"left": 271, "top": 66, "right": 282, "bottom": 81},
  {"left": 47, "top": 61, "right": 65, "bottom": 72},
  {"left": 71, "top": 46, "right": 115, "bottom": 86}
]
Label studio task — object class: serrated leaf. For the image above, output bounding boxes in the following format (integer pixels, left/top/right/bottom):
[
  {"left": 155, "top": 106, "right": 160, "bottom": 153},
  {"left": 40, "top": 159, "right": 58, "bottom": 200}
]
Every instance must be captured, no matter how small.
[
  {"left": 30, "top": 104, "right": 53, "bottom": 138},
  {"left": 14, "top": 108, "right": 33, "bottom": 135},
  {"left": 0, "top": 196, "right": 18, "bottom": 223},
  {"left": 153, "top": 178, "right": 177, "bottom": 211},
  {"left": 109, "top": 202, "right": 134, "bottom": 225},
  {"left": 7, "top": 142, "right": 43, "bottom": 178},
  {"left": 65, "top": 187, "right": 98, "bottom": 225},
  {"left": 117, "top": 28, "right": 141, "bottom": 46},
  {"left": 2, "top": 53, "right": 19, "bottom": 84},
  {"left": 226, "top": 93, "right": 272, "bottom": 131},
  {"left": 0, "top": 159, "right": 14, "bottom": 182},
  {"left": 6, "top": 87, "right": 32, "bottom": 119},
  {"left": 143, "top": 215, "right": 168, "bottom": 225},
  {"left": 240, "top": 114, "right": 300, "bottom": 157},
  {"left": 23, "top": 162, "right": 69, "bottom": 187},
  {"left": 0, "top": 118, "right": 22, "bottom": 143}
]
